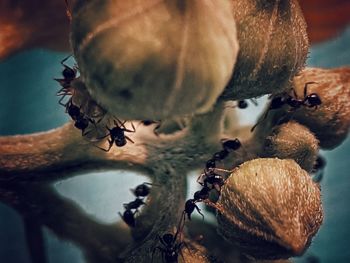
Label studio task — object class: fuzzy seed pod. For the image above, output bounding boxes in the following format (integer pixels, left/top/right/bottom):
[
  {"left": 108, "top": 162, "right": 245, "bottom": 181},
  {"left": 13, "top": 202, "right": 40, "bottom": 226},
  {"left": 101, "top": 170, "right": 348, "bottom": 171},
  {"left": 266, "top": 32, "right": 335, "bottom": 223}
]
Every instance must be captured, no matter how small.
[
  {"left": 263, "top": 121, "right": 319, "bottom": 172},
  {"left": 71, "top": 0, "right": 238, "bottom": 120},
  {"left": 217, "top": 158, "right": 323, "bottom": 260},
  {"left": 221, "top": 0, "right": 309, "bottom": 100},
  {"left": 290, "top": 67, "right": 350, "bottom": 149}
]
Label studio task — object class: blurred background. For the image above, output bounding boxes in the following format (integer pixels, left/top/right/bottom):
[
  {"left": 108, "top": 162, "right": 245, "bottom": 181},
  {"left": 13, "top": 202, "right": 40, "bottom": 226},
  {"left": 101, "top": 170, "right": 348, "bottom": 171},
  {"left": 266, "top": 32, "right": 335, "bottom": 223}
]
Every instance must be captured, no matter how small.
[{"left": 0, "top": 1, "right": 349, "bottom": 262}]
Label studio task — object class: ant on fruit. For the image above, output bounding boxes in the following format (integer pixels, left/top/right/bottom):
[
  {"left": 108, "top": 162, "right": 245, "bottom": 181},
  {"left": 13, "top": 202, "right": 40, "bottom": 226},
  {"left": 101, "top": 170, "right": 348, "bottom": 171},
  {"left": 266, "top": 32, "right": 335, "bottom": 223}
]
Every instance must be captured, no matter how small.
[
  {"left": 95, "top": 118, "right": 136, "bottom": 151},
  {"left": 251, "top": 82, "right": 321, "bottom": 131},
  {"left": 152, "top": 227, "right": 186, "bottom": 263},
  {"left": 197, "top": 168, "right": 227, "bottom": 192},
  {"left": 183, "top": 168, "right": 230, "bottom": 221},
  {"left": 55, "top": 55, "right": 78, "bottom": 106}
]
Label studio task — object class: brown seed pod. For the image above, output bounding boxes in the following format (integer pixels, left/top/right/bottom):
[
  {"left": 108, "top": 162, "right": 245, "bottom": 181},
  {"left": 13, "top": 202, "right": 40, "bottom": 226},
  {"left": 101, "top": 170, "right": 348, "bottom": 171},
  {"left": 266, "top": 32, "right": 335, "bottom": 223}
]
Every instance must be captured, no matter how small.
[
  {"left": 217, "top": 158, "right": 323, "bottom": 260},
  {"left": 221, "top": 0, "right": 309, "bottom": 100},
  {"left": 290, "top": 67, "right": 350, "bottom": 149},
  {"left": 70, "top": 0, "right": 238, "bottom": 120},
  {"left": 263, "top": 121, "right": 319, "bottom": 172}
]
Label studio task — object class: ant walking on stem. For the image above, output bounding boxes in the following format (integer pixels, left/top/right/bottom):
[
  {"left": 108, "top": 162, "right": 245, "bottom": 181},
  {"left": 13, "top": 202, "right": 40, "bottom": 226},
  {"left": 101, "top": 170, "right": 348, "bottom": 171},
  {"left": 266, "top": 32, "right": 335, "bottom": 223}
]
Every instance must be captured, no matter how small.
[
  {"left": 152, "top": 215, "right": 188, "bottom": 263},
  {"left": 251, "top": 81, "right": 322, "bottom": 131},
  {"left": 95, "top": 118, "right": 136, "bottom": 151},
  {"left": 119, "top": 183, "right": 158, "bottom": 227}
]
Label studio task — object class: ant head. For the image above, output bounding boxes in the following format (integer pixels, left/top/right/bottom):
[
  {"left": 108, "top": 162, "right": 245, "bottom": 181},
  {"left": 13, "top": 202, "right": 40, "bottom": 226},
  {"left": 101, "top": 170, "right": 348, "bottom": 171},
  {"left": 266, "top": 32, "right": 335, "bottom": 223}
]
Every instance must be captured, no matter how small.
[
  {"left": 307, "top": 93, "right": 322, "bottom": 106},
  {"left": 162, "top": 233, "right": 174, "bottom": 245},
  {"left": 62, "top": 66, "right": 76, "bottom": 80},
  {"left": 115, "top": 137, "right": 127, "bottom": 147},
  {"left": 134, "top": 184, "right": 150, "bottom": 197}
]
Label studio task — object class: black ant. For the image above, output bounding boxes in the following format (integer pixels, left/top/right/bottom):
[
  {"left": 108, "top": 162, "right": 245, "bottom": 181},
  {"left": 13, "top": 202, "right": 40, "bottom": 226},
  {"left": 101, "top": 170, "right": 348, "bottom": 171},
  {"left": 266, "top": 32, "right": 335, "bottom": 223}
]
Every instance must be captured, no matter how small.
[
  {"left": 152, "top": 228, "right": 185, "bottom": 263},
  {"left": 251, "top": 82, "right": 321, "bottom": 131},
  {"left": 221, "top": 138, "right": 241, "bottom": 151},
  {"left": 55, "top": 55, "right": 78, "bottom": 106},
  {"left": 96, "top": 118, "right": 136, "bottom": 151},
  {"left": 66, "top": 100, "right": 92, "bottom": 135},
  {"left": 119, "top": 183, "right": 157, "bottom": 228},
  {"left": 131, "top": 182, "right": 158, "bottom": 198},
  {"left": 207, "top": 138, "right": 241, "bottom": 169},
  {"left": 182, "top": 199, "right": 204, "bottom": 221},
  {"left": 312, "top": 155, "right": 326, "bottom": 183},
  {"left": 119, "top": 209, "right": 136, "bottom": 227},
  {"left": 123, "top": 198, "right": 145, "bottom": 211}
]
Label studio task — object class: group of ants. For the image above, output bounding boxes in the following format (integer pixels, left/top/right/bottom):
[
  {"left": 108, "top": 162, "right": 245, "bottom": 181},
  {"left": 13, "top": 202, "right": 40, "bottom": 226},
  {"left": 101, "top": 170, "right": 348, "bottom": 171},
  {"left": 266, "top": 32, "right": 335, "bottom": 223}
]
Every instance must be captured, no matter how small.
[{"left": 55, "top": 56, "right": 326, "bottom": 262}]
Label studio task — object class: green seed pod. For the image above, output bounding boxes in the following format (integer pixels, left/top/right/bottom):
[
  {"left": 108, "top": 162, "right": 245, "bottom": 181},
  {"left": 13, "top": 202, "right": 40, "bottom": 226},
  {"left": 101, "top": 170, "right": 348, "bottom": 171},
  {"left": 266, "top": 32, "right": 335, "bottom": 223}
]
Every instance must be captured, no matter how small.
[
  {"left": 71, "top": 0, "right": 238, "bottom": 120},
  {"left": 291, "top": 67, "right": 350, "bottom": 149},
  {"left": 263, "top": 121, "right": 319, "bottom": 172},
  {"left": 217, "top": 158, "right": 323, "bottom": 260},
  {"left": 221, "top": 0, "right": 309, "bottom": 100}
]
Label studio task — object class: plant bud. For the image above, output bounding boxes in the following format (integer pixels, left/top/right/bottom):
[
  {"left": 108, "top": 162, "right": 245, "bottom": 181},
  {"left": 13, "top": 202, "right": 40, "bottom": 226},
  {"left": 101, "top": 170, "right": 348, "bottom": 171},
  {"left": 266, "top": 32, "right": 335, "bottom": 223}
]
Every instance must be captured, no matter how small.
[
  {"left": 263, "top": 121, "right": 319, "bottom": 172},
  {"left": 217, "top": 158, "right": 323, "bottom": 260},
  {"left": 291, "top": 67, "right": 350, "bottom": 149},
  {"left": 221, "top": 0, "right": 309, "bottom": 100},
  {"left": 71, "top": 0, "right": 238, "bottom": 120}
]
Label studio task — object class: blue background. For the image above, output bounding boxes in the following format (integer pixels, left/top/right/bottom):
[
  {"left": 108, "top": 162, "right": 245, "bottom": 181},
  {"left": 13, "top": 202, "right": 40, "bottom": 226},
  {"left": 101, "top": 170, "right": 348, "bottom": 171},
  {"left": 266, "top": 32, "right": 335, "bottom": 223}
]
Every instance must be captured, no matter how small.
[{"left": 0, "top": 27, "right": 349, "bottom": 263}]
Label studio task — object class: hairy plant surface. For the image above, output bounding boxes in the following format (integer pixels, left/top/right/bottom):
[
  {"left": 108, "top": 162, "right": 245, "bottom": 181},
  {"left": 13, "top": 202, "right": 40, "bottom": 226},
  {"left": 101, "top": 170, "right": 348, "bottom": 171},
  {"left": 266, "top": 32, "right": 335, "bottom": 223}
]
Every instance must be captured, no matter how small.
[{"left": 0, "top": 0, "right": 349, "bottom": 263}]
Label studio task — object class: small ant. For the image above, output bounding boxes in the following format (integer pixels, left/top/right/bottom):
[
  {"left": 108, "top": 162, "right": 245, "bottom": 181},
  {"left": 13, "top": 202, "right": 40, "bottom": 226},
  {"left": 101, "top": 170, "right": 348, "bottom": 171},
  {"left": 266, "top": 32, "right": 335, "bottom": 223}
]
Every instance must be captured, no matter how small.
[
  {"left": 119, "top": 209, "right": 136, "bottom": 227},
  {"left": 221, "top": 138, "right": 241, "bottom": 151},
  {"left": 152, "top": 229, "right": 185, "bottom": 263},
  {"left": 66, "top": 100, "right": 92, "bottom": 135},
  {"left": 182, "top": 199, "right": 204, "bottom": 221},
  {"left": 251, "top": 82, "right": 321, "bottom": 131},
  {"left": 96, "top": 118, "right": 136, "bottom": 151},
  {"left": 207, "top": 138, "right": 241, "bottom": 169},
  {"left": 197, "top": 168, "right": 230, "bottom": 192},
  {"left": 55, "top": 55, "right": 78, "bottom": 106},
  {"left": 131, "top": 182, "right": 158, "bottom": 198}
]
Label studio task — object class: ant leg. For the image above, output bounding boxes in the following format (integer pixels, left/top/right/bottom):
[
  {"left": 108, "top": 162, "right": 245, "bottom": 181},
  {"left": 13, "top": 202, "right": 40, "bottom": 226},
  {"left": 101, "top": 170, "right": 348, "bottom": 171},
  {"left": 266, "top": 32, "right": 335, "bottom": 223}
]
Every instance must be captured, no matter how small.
[
  {"left": 94, "top": 139, "right": 113, "bottom": 152},
  {"left": 143, "top": 182, "right": 161, "bottom": 187},
  {"left": 212, "top": 167, "right": 231, "bottom": 173},
  {"left": 194, "top": 204, "right": 205, "bottom": 220},
  {"left": 304, "top": 81, "right": 317, "bottom": 97},
  {"left": 196, "top": 172, "right": 205, "bottom": 185},
  {"left": 125, "top": 135, "right": 135, "bottom": 144},
  {"left": 58, "top": 94, "right": 68, "bottom": 106},
  {"left": 249, "top": 98, "right": 258, "bottom": 106},
  {"left": 251, "top": 109, "right": 270, "bottom": 132},
  {"left": 60, "top": 54, "right": 73, "bottom": 67},
  {"left": 130, "top": 121, "right": 136, "bottom": 133}
]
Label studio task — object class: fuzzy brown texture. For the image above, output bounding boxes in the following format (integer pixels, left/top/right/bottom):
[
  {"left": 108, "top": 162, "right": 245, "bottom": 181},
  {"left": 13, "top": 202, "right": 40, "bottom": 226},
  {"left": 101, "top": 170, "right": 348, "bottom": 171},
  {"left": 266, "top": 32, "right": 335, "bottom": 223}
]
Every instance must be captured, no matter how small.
[
  {"left": 263, "top": 121, "right": 319, "bottom": 172},
  {"left": 217, "top": 158, "right": 323, "bottom": 260},
  {"left": 71, "top": 0, "right": 238, "bottom": 120},
  {"left": 291, "top": 67, "right": 350, "bottom": 149},
  {"left": 221, "top": 0, "right": 309, "bottom": 100}
]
